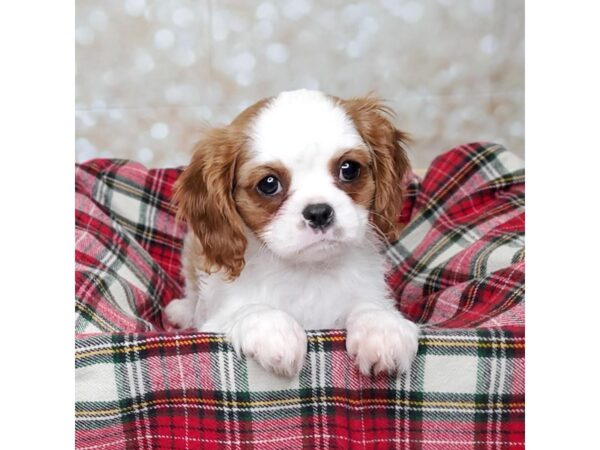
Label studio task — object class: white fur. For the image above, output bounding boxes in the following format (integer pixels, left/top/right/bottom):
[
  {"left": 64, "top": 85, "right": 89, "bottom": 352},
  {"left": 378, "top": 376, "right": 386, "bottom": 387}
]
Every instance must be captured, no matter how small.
[{"left": 166, "top": 89, "right": 419, "bottom": 377}]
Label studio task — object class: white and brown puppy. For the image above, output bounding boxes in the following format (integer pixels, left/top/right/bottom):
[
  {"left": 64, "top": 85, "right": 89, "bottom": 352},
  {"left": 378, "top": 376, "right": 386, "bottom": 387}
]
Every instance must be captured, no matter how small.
[{"left": 165, "top": 89, "right": 419, "bottom": 377}]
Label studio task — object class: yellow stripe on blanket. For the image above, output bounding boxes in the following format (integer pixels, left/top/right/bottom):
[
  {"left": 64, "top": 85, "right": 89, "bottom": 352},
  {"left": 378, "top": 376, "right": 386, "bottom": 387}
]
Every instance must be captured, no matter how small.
[{"left": 76, "top": 396, "right": 526, "bottom": 417}]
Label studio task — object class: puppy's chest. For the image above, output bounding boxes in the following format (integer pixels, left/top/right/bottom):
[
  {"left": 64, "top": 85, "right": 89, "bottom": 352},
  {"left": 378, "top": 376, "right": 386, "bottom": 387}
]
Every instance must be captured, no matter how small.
[
  {"left": 282, "top": 278, "right": 349, "bottom": 329},
  {"left": 239, "top": 264, "right": 363, "bottom": 328}
]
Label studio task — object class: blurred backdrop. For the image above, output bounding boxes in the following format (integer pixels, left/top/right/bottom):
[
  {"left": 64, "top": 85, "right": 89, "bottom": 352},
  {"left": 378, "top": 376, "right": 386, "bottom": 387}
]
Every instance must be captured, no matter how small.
[{"left": 75, "top": 0, "right": 523, "bottom": 169}]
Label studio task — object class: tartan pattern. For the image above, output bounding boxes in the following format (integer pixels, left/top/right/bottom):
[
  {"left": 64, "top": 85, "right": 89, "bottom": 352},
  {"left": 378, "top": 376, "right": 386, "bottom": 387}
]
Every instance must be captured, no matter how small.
[{"left": 75, "top": 142, "right": 525, "bottom": 449}]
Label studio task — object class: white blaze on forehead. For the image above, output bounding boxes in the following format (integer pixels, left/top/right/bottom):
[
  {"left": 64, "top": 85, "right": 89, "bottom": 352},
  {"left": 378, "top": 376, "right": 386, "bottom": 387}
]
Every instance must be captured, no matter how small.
[{"left": 248, "top": 89, "right": 365, "bottom": 167}]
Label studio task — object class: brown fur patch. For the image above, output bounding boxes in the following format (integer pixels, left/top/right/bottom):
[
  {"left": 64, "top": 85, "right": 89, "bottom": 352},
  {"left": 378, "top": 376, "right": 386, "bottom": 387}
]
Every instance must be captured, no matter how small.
[
  {"left": 174, "top": 97, "right": 273, "bottom": 280},
  {"left": 232, "top": 97, "right": 273, "bottom": 128},
  {"left": 234, "top": 161, "right": 291, "bottom": 234},
  {"left": 333, "top": 94, "right": 411, "bottom": 243},
  {"left": 328, "top": 148, "right": 375, "bottom": 208}
]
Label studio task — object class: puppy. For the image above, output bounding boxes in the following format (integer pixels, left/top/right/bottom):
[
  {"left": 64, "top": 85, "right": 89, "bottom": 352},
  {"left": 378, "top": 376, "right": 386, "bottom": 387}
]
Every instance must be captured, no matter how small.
[{"left": 165, "top": 90, "right": 419, "bottom": 377}]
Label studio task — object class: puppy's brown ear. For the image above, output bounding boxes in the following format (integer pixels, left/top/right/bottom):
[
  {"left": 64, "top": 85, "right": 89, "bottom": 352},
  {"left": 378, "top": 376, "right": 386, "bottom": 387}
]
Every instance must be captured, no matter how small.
[
  {"left": 173, "top": 127, "right": 247, "bottom": 280},
  {"left": 339, "top": 95, "right": 411, "bottom": 243}
]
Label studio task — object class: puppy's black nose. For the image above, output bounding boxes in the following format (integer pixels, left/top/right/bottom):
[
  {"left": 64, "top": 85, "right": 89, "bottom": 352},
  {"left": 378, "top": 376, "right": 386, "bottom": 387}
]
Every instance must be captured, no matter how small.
[{"left": 302, "top": 203, "right": 334, "bottom": 230}]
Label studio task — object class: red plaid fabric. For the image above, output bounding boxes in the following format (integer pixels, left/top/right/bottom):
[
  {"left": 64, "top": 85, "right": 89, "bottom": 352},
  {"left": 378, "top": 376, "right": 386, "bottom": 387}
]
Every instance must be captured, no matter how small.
[{"left": 75, "top": 142, "right": 525, "bottom": 449}]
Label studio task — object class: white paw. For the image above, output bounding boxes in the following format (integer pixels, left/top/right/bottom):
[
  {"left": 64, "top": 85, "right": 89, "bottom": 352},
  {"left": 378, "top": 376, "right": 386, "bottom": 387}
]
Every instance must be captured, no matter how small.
[
  {"left": 346, "top": 310, "right": 420, "bottom": 376},
  {"left": 230, "top": 310, "right": 307, "bottom": 378},
  {"left": 164, "top": 298, "right": 195, "bottom": 329}
]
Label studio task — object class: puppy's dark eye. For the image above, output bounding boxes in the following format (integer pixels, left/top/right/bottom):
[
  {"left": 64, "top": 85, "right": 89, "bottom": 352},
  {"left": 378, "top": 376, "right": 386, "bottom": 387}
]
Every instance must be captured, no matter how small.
[
  {"left": 256, "top": 175, "right": 282, "bottom": 196},
  {"left": 339, "top": 160, "right": 361, "bottom": 182}
]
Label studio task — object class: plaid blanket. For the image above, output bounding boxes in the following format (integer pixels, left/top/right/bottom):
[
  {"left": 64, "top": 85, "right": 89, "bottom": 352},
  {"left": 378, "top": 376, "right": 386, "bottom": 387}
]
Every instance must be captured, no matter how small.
[{"left": 75, "top": 142, "right": 525, "bottom": 449}]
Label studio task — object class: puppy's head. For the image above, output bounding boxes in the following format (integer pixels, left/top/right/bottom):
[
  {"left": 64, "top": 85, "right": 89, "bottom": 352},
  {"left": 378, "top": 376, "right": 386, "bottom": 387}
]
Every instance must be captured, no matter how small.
[{"left": 174, "top": 90, "right": 410, "bottom": 279}]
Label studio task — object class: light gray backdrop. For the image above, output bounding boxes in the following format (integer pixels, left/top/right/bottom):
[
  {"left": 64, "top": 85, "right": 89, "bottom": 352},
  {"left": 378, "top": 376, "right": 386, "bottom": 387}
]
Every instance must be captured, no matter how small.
[{"left": 76, "top": 0, "right": 524, "bottom": 169}]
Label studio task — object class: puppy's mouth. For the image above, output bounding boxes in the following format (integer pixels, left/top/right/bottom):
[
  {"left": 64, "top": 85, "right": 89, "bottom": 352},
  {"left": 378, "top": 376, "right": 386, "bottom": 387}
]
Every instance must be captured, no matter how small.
[
  {"left": 293, "top": 224, "right": 349, "bottom": 255},
  {"left": 297, "top": 238, "right": 342, "bottom": 255}
]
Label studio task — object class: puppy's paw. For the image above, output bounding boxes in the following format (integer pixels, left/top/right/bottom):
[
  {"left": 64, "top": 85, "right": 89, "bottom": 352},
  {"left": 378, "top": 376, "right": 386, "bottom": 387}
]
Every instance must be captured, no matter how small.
[
  {"left": 346, "top": 310, "right": 420, "bottom": 377},
  {"left": 164, "top": 298, "right": 195, "bottom": 329},
  {"left": 230, "top": 310, "right": 307, "bottom": 378}
]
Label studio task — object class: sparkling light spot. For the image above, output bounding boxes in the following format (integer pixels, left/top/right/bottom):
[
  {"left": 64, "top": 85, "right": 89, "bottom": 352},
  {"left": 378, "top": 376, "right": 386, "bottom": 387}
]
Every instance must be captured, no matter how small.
[
  {"left": 282, "top": 0, "right": 310, "bottom": 20},
  {"left": 256, "top": 2, "right": 277, "bottom": 20},
  {"left": 103, "top": 71, "right": 115, "bottom": 85},
  {"left": 91, "top": 99, "right": 107, "bottom": 109},
  {"left": 125, "top": 0, "right": 146, "bottom": 17},
  {"left": 361, "top": 17, "right": 379, "bottom": 34},
  {"left": 76, "top": 111, "right": 96, "bottom": 128},
  {"left": 174, "top": 48, "right": 196, "bottom": 67},
  {"left": 172, "top": 8, "right": 194, "bottom": 27},
  {"left": 75, "top": 27, "right": 95, "bottom": 46},
  {"left": 235, "top": 71, "right": 254, "bottom": 86},
  {"left": 137, "top": 147, "right": 154, "bottom": 163},
  {"left": 510, "top": 121, "right": 524, "bottom": 137},
  {"left": 88, "top": 10, "right": 108, "bottom": 30},
  {"left": 165, "top": 85, "right": 183, "bottom": 103},
  {"left": 381, "top": 0, "right": 403, "bottom": 17},
  {"left": 346, "top": 40, "right": 362, "bottom": 58},
  {"left": 266, "top": 43, "right": 288, "bottom": 63},
  {"left": 109, "top": 110, "right": 124, "bottom": 120},
  {"left": 154, "top": 29, "right": 175, "bottom": 49},
  {"left": 480, "top": 34, "right": 498, "bottom": 54},
  {"left": 470, "top": 0, "right": 494, "bottom": 16},
  {"left": 254, "top": 20, "right": 273, "bottom": 39},
  {"left": 213, "top": 13, "right": 230, "bottom": 41},
  {"left": 232, "top": 52, "right": 256, "bottom": 72},
  {"left": 400, "top": 2, "right": 424, "bottom": 23},
  {"left": 341, "top": 5, "right": 362, "bottom": 25},
  {"left": 151, "top": 123, "right": 169, "bottom": 140},
  {"left": 134, "top": 49, "right": 155, "bottom": 72}
]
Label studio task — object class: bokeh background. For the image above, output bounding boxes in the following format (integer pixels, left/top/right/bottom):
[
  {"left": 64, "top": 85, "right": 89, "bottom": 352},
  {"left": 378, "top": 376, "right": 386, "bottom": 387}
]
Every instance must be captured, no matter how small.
[{"left": 75, "top": 0, "right": 523, "bottom": 169}]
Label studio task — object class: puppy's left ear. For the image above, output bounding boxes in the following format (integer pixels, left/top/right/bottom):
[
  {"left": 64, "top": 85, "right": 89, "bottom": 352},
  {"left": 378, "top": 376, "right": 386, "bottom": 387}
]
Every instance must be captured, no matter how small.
[
  {"left": 339, "top": 95, "right": 411, "bottom": 243},
  {"left": 173, "top": 127, "right": 248, "bottom": 280}
]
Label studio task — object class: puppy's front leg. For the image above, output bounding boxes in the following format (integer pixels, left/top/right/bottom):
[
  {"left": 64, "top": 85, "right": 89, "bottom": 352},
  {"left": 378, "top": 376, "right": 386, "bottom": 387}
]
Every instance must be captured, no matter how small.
[
  {"left": 346, "top": 303, "right": 420, "bottom": 376},
  {"left": 164, "top": 297, "right": 197, "bottom": 329},
  {"left": 204, "top": 305, "right": 307, "bottom": 378}
]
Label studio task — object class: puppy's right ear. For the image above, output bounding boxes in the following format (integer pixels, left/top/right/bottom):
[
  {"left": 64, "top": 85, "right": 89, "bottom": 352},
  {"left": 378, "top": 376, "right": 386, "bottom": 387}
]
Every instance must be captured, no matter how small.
[{"left": 173, "top": 127, "right": 247, "bottom": 280}]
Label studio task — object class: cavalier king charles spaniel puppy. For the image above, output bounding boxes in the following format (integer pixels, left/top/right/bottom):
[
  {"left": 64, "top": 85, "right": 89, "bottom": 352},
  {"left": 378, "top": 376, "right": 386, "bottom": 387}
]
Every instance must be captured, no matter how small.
[{"left": 165, "top": 89, "right": 419, "bottom": 377}]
